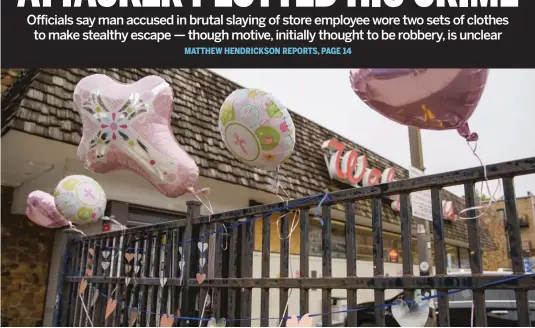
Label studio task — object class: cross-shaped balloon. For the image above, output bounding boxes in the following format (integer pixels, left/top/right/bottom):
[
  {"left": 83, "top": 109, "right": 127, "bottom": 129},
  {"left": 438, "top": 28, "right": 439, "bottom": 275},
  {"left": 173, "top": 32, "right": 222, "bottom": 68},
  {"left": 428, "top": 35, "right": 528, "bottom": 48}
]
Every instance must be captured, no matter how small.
[{"left": 74, "top": 74, "right": 199, "bottom": 198}]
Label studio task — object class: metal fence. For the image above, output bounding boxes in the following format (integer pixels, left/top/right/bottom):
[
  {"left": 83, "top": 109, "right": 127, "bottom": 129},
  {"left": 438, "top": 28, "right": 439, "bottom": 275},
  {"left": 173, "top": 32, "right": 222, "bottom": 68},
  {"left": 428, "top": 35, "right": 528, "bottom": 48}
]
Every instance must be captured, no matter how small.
[{"left": 56, "top": 157, "right": 535, "bottom": 327}]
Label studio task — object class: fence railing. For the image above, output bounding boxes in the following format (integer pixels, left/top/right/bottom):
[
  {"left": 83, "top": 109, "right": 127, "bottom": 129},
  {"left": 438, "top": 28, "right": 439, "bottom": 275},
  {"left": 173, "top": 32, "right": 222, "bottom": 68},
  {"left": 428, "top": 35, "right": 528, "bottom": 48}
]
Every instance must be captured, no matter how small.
[{"left": 56, "top": 157, "right": 535, "bottom": 327}]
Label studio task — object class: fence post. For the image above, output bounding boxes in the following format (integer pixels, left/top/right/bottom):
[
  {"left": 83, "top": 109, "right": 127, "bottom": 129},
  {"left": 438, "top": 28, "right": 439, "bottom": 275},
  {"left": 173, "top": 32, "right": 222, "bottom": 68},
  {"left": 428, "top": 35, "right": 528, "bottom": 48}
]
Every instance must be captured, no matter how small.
[
  {"left": 181, "top": 201, "right": 202, "bottom": 326},
  {"left": 44, "top": 230, "right": 77, "bottom": 327}
]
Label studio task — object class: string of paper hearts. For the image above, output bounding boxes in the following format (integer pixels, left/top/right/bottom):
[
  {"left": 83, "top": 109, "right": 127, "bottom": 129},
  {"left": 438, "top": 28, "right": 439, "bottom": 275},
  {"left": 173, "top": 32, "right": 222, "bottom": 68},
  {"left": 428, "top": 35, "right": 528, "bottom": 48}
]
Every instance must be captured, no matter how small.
[{"left": 76, "top": 272, "right": 535, "bottom": 327}]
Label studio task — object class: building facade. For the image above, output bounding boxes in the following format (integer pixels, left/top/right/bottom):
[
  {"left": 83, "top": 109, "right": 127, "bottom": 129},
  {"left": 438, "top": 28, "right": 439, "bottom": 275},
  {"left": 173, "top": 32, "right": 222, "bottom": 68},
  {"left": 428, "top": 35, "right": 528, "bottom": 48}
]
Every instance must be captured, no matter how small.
[
  {"left": 1, "top": 68, "right": 498, "bottom": 326},
  {"left": 489, "top": 192, "right": 535, "bottom": 265}
]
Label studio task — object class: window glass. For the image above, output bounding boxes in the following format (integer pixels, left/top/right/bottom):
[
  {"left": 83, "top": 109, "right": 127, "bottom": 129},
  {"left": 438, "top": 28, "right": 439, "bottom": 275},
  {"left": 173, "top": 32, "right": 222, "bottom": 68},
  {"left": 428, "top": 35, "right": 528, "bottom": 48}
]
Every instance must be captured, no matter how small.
[
  {"left": 446, "top": 245, "right": 460, "bottom": 268},
  {"left": 356, "top": 226, "right": 403, "bottom": 263},
  {"left": 127, "top": 206, "right": 185, "bottom": 228},
  {"left": 459, "top": 248, "right": 470, "bottom": 268}
]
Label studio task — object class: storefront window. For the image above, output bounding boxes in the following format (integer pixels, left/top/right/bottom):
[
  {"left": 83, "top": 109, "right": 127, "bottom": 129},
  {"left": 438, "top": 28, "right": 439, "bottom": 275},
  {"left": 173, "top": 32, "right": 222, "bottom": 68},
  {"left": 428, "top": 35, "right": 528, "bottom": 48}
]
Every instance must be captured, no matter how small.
[
  {"left": 446, "top": 244, "right": 460, "bottom": 268},
  {"left": 356, "top": 226, "right": 403, "bottom": 263},
  {"left": 459, "top": 248, "right": 470, "bottom": 268}
]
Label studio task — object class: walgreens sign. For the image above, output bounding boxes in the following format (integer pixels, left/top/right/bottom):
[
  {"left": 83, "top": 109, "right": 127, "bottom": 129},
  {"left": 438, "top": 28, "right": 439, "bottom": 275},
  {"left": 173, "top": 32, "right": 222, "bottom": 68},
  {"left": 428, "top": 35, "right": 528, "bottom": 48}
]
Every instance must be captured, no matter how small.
[{"left": 321, "top": 139, "right": 456, "bottom": 220}]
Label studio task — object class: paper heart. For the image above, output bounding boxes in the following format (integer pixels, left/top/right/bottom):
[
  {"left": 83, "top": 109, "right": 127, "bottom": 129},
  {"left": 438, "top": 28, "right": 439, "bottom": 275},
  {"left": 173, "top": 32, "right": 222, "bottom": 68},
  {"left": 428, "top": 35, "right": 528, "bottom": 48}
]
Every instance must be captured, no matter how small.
[
  {"left": 74, "top": 74, "right": 200, "bottom": 198},
  {"left": 101, "top": 262, "right": 110, "bottom": 271},
  {"left": 105, "top": 299, "right": 117, "bottom": 319},
  {"left": 102, "top": 250, "right": 110, "bottom": 259},
  {"left": 134, "top": 265, "right": 140, "bottom": 274},
  {"left": 160, "top": 277, "right": 168, "bottom": 287},
  {"left": 207, "top": 317, "right": 227, "bottom": 327},
  {"left": 88, "top": 248, "right": 95, "bottom": 256},
  {"left": 391, "top": 298, "right": 429, "bottom": 327},
  {"left": 90, "top": 288, "right": 99, "bottom": 307},
  {"left": 78, "top": 279, "right": 88, "bottom": 295},
  {"left": 125, "top": 277, "right": 131, "bottom": 286},
  {"left": 128, "top": 309, "right": 137, "bottom": 327},
  {"left": 196, "top": 273, "right": 206, "bottom": 284},
  {"left": 125, "top": 264, "right": 132, "bottom": 273},
  {"left": 125, "top": 253, "right": 135, "bottom": 262},
  {"left": 197, "top": 242, "right": 206, "bottom": 253},
  {"left": 87, "top": 258, "right": 94, "bottom": 265},
  {"left": 199, "top": 257, "right": 206, "bottom": 268},
  {"left": 160, "top": 314, "right": 175, "bottom": 327},
  {"left": 85, "top": 269, "right": 93, "bottom": 277},
  {"left": 137, "top": 253, "right": 142, "bottom": 260},
  {"left": 286, "top": 314, "right": 313, "bottom": 327}
]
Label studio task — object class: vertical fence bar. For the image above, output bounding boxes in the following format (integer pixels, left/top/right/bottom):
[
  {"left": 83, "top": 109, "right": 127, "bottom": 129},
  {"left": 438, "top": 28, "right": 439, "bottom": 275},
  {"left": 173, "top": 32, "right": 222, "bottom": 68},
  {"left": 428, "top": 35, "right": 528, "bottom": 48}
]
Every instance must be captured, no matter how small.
[
  {"left": 299, "top": 208, "right": 310, "bottom": 316},
  {"left": 81, "top": 241, "right": 92, "bottom": 326},
  {"left": 371, "top": 198, "right": 385, "bottom": 327},
  {"left": 68, "top": 241, "right": 81, "bottom": 326},
  {"left": 431, "top": 188, "right": 450, "bottom": 327},
  {"left": 73, "top": 241, "right": 86, "bottom": 326},
  {"left": 502, "top": 177, "right": 531, "bottom": 327},
  {"left": 92, "top": 237, "right": 104, "bottom": 326},
  {"left": 464, "top": 183, "right": 487, "bottom": 327},
  {"left": 59, "top": 234, "right": 76, "bottom": 327},
  {"left": 399, "top": 193, "right": 414, "bottom": 301},
  {"left": 145, "top": 231, "right": 158, "bottom": 326},
  {"left": 226, "top": 219, "right": 239, "bottom": 323},
  {"left": 260, "top": 214, "right": 271, "bottom": 327},
  {"left": 156, "top": 232, "right": 167, "bottom": 326},
  {"left": 137, "top": 232, "right": 149, "bottom": 327},
  {"left": 279, "top": 211, "right": 290, "bottom": 327},
  {"left": 344, "top": 201, "right": 358, "bottom": 326},
  {"left": 240, "top": 219, "right": 255, "bottom": 326},
  {"left": 212, "top": 223, "right": 224, "bottom": 319},
  {"left": 84, "top": 240, "right": 96, "bottom": 328},
  {"left": 113, "top": 234, "right": 125, "bottom": 327},
  {"left": 169, "top": 228, "right": 181, "bottom": 320},
  {"left": 182, "top": 201, "right": 201, "bottom": 326},
  {"left": 107, "top": 237, "right": 119, "bottom": 327},
  {"left": 126, "top": 234, "right": 139, "bottom": 327},
  {"left": 321, "top": 204, "right": 332, "bottom": 327},
  {"left": 197, "top": 225, "right": 209, "bottom": 324}
]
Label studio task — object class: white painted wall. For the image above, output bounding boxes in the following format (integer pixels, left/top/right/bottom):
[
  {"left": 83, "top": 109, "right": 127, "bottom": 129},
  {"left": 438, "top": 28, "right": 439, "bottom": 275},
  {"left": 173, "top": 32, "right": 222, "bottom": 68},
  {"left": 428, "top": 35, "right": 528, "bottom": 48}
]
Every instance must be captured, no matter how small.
[{"left": 249, "top": 252, "right": 427, "bottom": 327}]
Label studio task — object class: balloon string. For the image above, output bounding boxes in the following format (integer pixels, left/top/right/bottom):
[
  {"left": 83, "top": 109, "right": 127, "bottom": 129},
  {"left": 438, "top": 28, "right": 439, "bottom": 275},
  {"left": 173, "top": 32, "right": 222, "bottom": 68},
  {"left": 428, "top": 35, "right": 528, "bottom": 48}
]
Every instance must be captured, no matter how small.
[
  {"left": 189, "top": 187, "right": 214, "bottom": 215},
  {"left": 273, "top": 178, "right": 299, "bottom": 327},
  {"left": 65, "top": 222, "right": 86, "bottom": 236},
  {"left": 457, "top": 140, "right": 501, "bottom": 220},
  {"left": 109, "top": 217, "right": 127, "bottom": 230},
  {"left": 79, "top": 293, "right": 95, "bottom": 327},
  {"left": 194, "top": 194, "right": 214, "bottom": 215}
]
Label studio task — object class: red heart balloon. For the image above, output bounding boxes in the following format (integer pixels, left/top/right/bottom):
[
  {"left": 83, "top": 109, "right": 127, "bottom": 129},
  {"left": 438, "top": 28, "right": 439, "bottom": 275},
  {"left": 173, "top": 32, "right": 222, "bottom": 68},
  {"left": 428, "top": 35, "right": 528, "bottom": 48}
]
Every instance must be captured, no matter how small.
[{"left": 350, "top": 69, "right": 489, "bottom": 141}]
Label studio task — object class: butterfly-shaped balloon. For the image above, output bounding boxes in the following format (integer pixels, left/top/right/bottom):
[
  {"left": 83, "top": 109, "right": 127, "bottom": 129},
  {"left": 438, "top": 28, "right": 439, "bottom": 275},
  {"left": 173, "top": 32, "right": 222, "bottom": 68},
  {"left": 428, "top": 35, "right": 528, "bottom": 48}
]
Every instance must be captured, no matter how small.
[{"left": 74, "top": 74, "right": 200, "bottom": 198}]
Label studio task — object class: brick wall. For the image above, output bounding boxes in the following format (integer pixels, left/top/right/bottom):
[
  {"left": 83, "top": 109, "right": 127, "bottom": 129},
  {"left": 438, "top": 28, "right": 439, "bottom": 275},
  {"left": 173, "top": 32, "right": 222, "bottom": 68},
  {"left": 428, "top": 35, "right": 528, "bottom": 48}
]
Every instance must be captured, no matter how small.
[
  {"left": 517, "top": 197, "right": 535, "bottom": 257},
  {"left": 480, "top": 208, "right": 512, "bottom": 271},
  {"left": 1, "top": 186, "right": 55, "bottom": 327},
  {"left": 490, "top": 196, "right": 535, "bottom": 259}
]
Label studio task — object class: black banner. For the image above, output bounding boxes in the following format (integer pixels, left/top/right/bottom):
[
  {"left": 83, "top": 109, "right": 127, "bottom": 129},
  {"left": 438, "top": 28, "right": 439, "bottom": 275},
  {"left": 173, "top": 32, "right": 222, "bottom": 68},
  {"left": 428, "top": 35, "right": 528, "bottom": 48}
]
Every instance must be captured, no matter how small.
[{"left": 1, "top": 0, "right": 533, "bottom": 67}]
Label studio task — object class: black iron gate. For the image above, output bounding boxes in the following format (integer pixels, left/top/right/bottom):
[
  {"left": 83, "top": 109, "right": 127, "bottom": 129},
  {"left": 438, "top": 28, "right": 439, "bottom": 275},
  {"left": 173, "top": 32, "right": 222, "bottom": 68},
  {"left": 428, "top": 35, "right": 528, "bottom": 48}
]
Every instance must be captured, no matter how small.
[{"left": 55, "top": 157, "right": 535, "bottom": 327}]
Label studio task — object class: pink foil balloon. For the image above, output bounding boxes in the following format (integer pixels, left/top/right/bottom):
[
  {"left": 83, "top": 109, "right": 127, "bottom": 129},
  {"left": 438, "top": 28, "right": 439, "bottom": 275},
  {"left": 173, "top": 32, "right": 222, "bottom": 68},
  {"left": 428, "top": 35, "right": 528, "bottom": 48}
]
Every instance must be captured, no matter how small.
[
  {"left": 350, "top": 69, "right": 489, "bottom": 141},
  {"left": 74, "top": 74, "right": 199, "bottom": 198},
  {"left": 26, "top": 190, "right": 70, "bottom": 228}
]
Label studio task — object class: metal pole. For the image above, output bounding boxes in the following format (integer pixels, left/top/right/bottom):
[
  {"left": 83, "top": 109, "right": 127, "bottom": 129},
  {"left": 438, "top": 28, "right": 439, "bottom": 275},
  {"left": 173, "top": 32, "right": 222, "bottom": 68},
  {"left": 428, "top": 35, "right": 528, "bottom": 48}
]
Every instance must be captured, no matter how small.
[{"left": 408, "top": 126, "right": 436, "bottom": 326}]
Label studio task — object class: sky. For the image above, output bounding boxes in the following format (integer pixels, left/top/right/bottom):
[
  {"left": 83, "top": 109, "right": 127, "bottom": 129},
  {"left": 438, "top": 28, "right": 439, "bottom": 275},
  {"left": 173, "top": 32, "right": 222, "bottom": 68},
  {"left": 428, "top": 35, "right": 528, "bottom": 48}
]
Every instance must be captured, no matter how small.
[{"left": 211, "top": 69, "right": 535, "bottom": 198}]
